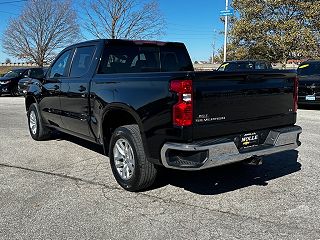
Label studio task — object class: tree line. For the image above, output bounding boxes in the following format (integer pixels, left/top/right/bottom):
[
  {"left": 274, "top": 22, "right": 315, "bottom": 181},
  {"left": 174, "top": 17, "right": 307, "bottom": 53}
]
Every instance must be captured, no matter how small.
[
  {"left": 224, "top": 0, "right": 320, "bottom": 65},
  {"left": 2, "top": 0, "right": 320, "bottom": 66},
  {"left": 2, "top": 0, "right": 165, "bottom": 66}
]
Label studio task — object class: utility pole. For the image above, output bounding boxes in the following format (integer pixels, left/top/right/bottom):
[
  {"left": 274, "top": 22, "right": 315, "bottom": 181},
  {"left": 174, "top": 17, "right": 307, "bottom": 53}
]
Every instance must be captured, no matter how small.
[
  {"left": 223, "top": 0, "right": 229, "bottom": 62},
  {"left": 212, "top": 40, "right": 215, "bottom": 64}
]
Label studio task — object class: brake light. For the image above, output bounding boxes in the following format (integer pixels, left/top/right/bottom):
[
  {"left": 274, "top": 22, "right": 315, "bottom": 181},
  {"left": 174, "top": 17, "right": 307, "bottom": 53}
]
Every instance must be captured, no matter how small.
[
  {"left": 293, "top": 76, "right": 298, "bottom": 112},
  {"left": 170, "top": 80, "right": 193, "bottom": 126}
]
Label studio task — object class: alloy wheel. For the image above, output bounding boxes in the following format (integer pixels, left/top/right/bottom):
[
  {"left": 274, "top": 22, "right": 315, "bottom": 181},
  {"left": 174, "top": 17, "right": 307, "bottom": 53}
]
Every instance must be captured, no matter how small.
[
  {"left": 29, "top": 111, "right": 37, "bottom": 135},
  {"left": 113, "top": 138, "right": 135, "bottom": 180}
]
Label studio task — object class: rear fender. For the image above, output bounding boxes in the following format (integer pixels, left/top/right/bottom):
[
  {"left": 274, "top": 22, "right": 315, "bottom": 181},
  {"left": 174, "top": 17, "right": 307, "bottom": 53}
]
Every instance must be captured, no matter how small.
[{"left": 100, "top": 103, "right": 150, "bottom": 158}]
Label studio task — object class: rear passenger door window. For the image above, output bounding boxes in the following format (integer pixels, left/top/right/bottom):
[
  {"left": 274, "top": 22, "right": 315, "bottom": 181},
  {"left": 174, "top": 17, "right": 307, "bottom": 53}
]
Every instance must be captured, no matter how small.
[
  {"left": 70, "top": 46, "right": 96, "bottom": 77},
  {"left": 98, "top": 46, "right": 134, "bottom": 74}
]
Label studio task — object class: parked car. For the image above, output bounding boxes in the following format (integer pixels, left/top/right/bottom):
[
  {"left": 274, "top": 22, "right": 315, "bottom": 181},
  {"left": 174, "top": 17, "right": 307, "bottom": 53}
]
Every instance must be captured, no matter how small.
[
  {"left": 0, "top": 68, "right": 28, "bottom": 96},
  {"left": 25, "top": 39, "right": 301, "bottom": 191},
  {"left": 217, "top": 60, "right": 273, "bottom": 72},
  {"left": 18, "top": 68, "right": 48, "bottom": 95},
  {"left": 297, "top": 60, "right": 320, "bottom": 105}
]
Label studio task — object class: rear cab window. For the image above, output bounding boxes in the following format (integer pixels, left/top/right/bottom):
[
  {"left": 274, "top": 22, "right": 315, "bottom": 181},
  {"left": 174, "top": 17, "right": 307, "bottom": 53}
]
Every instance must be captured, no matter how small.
[{"left": 98, "top": 41, "right": 193, "bottom": 74}]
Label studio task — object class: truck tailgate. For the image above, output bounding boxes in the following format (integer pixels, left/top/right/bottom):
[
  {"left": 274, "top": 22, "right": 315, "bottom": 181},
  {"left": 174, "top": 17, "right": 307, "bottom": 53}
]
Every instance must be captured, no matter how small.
[{"left": 192, "top": 71, "right": 297, "bottom": 140}]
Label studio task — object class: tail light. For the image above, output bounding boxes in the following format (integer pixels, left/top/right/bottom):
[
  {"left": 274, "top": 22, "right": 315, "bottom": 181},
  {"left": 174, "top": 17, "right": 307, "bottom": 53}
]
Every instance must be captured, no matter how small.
[
  {"left": 293, "top": 76, "right": 298, "bottom": 112},
  {"left": 170, "top": 80, "right": 193, "bottom": 126}
]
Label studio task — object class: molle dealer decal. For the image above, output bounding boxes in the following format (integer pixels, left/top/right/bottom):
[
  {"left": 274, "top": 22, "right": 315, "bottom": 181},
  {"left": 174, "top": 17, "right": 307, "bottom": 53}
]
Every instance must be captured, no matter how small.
[
  {"left": 240, "top": 132, "right": 259, "bottom": 149},
  {"left": 195, "top": 114, "right": 226, "bottom": 123}
]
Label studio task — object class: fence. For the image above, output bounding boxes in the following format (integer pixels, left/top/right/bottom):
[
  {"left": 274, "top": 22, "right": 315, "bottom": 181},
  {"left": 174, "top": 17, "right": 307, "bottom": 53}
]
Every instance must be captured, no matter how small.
[{"left": 0, "top": 62, "right": 39, "bottom": 67}]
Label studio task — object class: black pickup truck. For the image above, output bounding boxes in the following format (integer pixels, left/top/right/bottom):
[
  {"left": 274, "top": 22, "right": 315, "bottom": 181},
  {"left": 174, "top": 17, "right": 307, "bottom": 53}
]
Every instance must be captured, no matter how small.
[
  {"left": 25, "top": 39, "right": 302, "bottom": 191},
  {"left": 297, "top": 60, "right": 320, "bottom": 105}
]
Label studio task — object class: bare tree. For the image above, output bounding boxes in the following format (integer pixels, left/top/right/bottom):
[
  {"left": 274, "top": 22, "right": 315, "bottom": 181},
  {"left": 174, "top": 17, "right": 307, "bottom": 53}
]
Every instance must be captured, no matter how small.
[
  {"left": 84, "top": 0, "right": 166, "bottom": 39},
  {"left": 2, "top": 0, "right": 80, "bottom": 66},
  {"left": 5, "top": 58, "right": 11, "bottom": 64}
]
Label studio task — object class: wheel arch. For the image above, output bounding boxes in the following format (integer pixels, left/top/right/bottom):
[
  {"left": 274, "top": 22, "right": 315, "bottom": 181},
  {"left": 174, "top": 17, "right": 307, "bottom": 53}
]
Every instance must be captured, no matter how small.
[
  {"left": 25, "top": 95, "right": 38, "bottom": 111},
  {"left": 100, "top": 104, "right": 148, "bottom": 157}
]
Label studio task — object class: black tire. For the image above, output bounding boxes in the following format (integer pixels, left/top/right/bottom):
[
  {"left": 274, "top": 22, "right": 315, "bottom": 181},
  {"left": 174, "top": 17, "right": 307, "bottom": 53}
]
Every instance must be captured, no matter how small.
[
  {"left": 10, "top": 85, "right": 20, "bottom": 97},
  {"left": 27, "top": 103, "right": 51, "bottom": 141},
  {"left": 109, "top": 124, "right": 157, "bottom": 192}
]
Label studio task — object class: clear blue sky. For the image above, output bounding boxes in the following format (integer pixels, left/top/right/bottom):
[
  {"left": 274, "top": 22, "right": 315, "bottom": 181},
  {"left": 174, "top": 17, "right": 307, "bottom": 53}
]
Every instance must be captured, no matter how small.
[{"left": 0, "top": 0, "right": 228, "bottom": 62}]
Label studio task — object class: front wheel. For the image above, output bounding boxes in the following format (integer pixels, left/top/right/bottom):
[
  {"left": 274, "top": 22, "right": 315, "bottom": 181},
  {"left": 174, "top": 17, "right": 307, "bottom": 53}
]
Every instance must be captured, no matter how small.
[
  {"left": 109, "top": 124, "right": 157, "bottom": 191},
  {"left": 27, "top": 103, "right": 51, "bottom": 140},
  {"left": 10, "top": 85, "right": 20, "bottom": 96}
]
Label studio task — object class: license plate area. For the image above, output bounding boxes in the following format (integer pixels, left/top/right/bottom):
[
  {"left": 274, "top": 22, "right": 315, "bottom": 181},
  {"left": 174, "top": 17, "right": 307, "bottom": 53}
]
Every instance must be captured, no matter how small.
[{"left": 239, "top": 132, "right": 259, "bottom": 150}]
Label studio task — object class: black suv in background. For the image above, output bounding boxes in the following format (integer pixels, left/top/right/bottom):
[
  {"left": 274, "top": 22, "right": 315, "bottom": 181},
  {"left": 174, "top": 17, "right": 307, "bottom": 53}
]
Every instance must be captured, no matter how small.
[
  {"left": 217, "top": 60, "right": 273, "bottom": 72},
  {"left": 0, "top": 67, "right": 47, "bottom": 96},
  {"left": 0, "top": 68, "right": 28, "bottom": 96},
  {"left": 18, "top": 68, "right": 48, "bottom": 95},
  {"left": 297, "top": 60, "right": 320, "bottom": 105}
]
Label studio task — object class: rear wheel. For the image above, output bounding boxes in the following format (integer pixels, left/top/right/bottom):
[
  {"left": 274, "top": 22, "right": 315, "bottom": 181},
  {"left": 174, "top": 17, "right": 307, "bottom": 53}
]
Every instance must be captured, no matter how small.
[
  {"left": 109, "top": 124, "right": 157, "bottom": 191},
  {"left": 27, "top": 103, "right": 51, "bottom": 140}
]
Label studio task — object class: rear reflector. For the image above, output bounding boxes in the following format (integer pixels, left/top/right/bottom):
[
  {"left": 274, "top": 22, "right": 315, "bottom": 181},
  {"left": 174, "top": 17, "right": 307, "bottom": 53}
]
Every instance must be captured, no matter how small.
[{"left": 170, "top": 80, "right": 193, "bottom": 126}]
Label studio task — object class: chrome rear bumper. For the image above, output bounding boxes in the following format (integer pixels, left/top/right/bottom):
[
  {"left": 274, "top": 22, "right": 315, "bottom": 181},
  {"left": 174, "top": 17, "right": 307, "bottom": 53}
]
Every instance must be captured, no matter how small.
[{"left": 160, "top": 125, "right": 302, "bottom": 170}]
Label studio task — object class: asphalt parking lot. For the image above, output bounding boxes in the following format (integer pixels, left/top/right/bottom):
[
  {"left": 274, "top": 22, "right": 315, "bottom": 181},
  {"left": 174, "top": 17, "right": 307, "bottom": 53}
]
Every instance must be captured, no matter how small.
[{"left": 0, "top": 97, "right": 319, "bottom": 240}]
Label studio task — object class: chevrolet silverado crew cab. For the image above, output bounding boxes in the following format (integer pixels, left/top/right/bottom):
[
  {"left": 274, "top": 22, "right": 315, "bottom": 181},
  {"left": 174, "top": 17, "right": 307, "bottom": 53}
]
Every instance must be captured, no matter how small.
[{"left": 25, "top": 39, "right": 302, "bottom": 191}]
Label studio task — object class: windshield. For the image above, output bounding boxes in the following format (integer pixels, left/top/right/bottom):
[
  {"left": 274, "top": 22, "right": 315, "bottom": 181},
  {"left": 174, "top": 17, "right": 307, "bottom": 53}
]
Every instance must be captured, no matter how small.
[
  {"left": 218, "top": 62, "right": 254, "bottom": 71},
  {"left": 4, "top": 69, "right": 26, "bottom": 78},
  {"left": 297, "top": 62, "right": 320, "bottom": 76}
]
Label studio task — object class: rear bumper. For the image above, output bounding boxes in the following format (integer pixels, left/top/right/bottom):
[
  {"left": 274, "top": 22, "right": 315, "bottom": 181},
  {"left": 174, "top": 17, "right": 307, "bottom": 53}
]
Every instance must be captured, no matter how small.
[{"left": 160, "top": 125, "right": 302, "bottom": 170}]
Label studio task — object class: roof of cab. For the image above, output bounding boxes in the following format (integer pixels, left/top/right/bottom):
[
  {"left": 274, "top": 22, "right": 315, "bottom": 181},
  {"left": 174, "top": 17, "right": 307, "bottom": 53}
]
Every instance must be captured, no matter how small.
[{"left": 66, "top": 39, "right": 185, "bottom": 48}]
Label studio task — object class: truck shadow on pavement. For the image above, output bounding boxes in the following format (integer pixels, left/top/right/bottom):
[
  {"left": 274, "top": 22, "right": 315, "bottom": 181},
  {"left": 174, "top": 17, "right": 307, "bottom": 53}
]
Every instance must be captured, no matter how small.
[
  {"left": 54, "top": 132, "right": 105, "bottom": 155},
  {"left": 154, "top": 150, "right": 301, "bottom": 195},
  {"left": 54, "top": 133, "right": 300, "bottom": 195}
]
